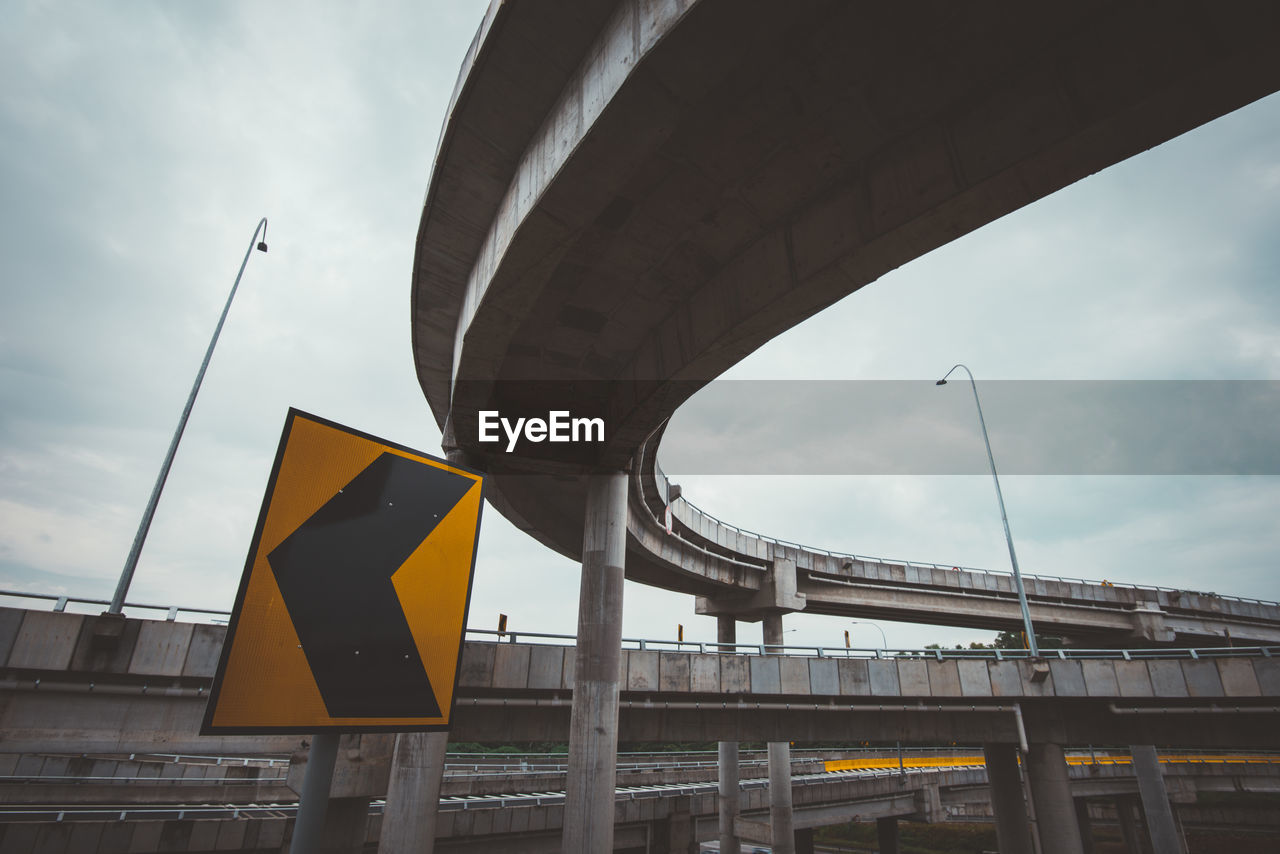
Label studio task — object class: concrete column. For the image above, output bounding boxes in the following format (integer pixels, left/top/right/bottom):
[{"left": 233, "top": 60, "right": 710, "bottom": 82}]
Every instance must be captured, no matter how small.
[
  {"left": 1115, "top": 796, "right": 1145, "bottom": 854},
  {"left": 1171, "top": 807, "right": 1189, "bottom": 852},
  {"left": 664, "top": 797, "right": 695, "bottom": 854},
  {"left": 562, "top": 472, "right": 628, "bottom": 854},
  {"left": 1131, "top": 745, "right": 1184, "bottom": 854},
  {"left": 322, "top": 797, "right": 372, "bottom": 854},
  {"left": 983, "top": 743, "right": 1033, "bottom": 854},
  {"left": 717, "top": 616, "right": 741, "bottom": 854},
  {"left": 767, "top": 742, "right": 795, "bottom": 854},
  {"left": 1026, "top": 742, "right": 1084, "bottom": 854},
  {"left": 378, "top": 731, "right": 448, "bottom": 854},
  {"left": 763, "top": 612, "right": 794, "bottom": 854},
  {"left": 1074, "top": 798, "right": 1094, "bottom": 854},
  {"left": 876, "top": 817, "right": 899, "bottom": 854}
]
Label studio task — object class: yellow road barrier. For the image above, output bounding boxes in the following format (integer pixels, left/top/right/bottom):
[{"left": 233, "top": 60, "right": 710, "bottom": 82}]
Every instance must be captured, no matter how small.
[{"left": 823, "top": 753, "right": 1280, "bottom": 773}]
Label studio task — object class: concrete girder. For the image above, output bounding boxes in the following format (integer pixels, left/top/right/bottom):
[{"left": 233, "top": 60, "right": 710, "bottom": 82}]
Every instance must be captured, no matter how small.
[{"left": 696, "top": 558, "right": 806, "bottom": 623}]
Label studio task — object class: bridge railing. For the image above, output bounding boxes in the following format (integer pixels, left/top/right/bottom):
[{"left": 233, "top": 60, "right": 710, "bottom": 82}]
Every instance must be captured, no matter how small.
[
  {"left": 0, "top": 772, "right": 290, "bottom": 786},
  {"left": 4, "top": 591, "right": 1275, "bottom": 662},
  {"left": 0, "top": 589, "right": 231, "bottom": 624},
  {"left": 651, "top": 459, "right": 1280, "bottom": 608},
  {"left": 464, "top": 628, "right": 1279, "bottom": 662}
]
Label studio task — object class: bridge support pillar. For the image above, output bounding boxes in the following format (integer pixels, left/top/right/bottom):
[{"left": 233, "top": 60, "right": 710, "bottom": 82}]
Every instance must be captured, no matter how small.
[
  {"left": 1131, "top": 745, "right": 1184, "bottom": 854},
  {"left": 876, "top": 817, "right": 899, "bottom": 854},
  {"left": 658, "top": 796, "right": 695, "bottom": 853},
  {"left": 1115, "top": 795, "right": 1145, "bottom": 854},
  {"left": 562, "top": 472, "right": 628, "bottom": 854},
  {"left": 1075, "top": 798, "right": 1095, "bottom": 854},
  {"left": 322, "top": 797, "right": 372, "bottom": 854},
  {"left": 767, "top": 741, "right": 794, "bottom": 854},
  {"left": 763, "top": 613, "right": 794, "bottom": 854},
  {"left": 377, "top": 731, "right": 448, "bottom": 854},
  {"left": 1026, "top": 742, "right": 1084, "bottom": 854},
  {"left": 983, "top": 743, "right": 1033, "bottom": 854},
  {"left": 717, "top": 616, "right": 741, "bottom": 854}
]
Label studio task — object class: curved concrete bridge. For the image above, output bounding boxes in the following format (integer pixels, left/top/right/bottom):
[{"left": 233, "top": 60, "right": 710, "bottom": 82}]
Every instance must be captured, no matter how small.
[
  {"left": 412, "top": 2, "right": 1280, "bottom": 850},
  {"left": 413, "top": 1, "right": 1280, "bottom": 640},
  {"left": 632, "top": 434, "right": 1280, "bottom": 645}
]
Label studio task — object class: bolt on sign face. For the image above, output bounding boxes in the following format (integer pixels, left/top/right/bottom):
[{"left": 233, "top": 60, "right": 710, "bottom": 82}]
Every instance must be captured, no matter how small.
[{"left": 201, "top": 409, "right": 484, "bottom": 734}]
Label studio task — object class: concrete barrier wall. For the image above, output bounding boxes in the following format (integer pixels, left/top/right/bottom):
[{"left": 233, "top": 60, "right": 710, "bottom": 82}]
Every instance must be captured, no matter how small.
[
  {"left": 0, "top": 607, "right": 223, "bottom": 682},
  {"left": 459, "top": 641, "right": 1280, "bottom": 702},
  {"left": 0, "top": 817, "right": 290, "bottom": 854},
  {"left": 4, "top": 608, "right": 1279, "bottom": 703}
]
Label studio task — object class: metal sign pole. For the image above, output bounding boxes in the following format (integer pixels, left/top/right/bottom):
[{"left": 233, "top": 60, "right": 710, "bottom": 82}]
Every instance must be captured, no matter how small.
[{"left": 291, "top": 732, "right": 340, "bottom": 854}]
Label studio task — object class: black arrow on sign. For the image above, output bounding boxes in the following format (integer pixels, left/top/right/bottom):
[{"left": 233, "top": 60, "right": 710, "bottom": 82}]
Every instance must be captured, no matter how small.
[{"left": 268, "top": 452, "right": 476, "bottom": 718}]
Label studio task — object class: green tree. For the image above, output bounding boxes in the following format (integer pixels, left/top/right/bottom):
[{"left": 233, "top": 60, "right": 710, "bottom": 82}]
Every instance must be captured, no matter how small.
[{"left": 994, "top": 630, "right": 1061, "bottom": 650}]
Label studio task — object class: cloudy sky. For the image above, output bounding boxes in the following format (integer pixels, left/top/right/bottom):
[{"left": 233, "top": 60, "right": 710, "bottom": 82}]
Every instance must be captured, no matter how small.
[{"left": 2, "top": 1, "right": 1278, "bottom": 653}]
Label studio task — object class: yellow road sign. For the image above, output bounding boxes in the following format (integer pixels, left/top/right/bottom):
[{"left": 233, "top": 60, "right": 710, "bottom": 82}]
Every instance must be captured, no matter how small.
[{"left": 202, "top": 409, "right": 484, "bottom": 733}]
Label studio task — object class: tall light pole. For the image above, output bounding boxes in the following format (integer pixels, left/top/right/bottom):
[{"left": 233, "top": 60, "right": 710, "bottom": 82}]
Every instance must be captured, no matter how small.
[
  {"left": 109, "top": 218, "right": 269, "bottom": 615},
  {"left": 936, "top": 364, "right": 1039, "bottom": 657},
  {"left": 850, "top": 620, "right": 888, "bottom": 649}
]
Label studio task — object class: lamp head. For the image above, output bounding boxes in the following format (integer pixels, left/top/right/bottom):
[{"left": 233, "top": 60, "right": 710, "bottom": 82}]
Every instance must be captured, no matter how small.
[
  {"left": 935, "top": 379, "right": 947, "bottom": 385},
  {"left": 256, "top": 241, "right": 268, "bottom": 253}
]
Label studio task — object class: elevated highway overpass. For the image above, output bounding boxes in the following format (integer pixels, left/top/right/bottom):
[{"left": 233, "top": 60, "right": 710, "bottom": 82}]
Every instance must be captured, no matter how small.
[
  {"left": 3, "top": 607, "right": 1279, "bottom": 755},
  {"left": 412, "top": 0, "right": 1280, "bottom": 643},
  {"left": 634, "top": 441, "right": 1280, "bottom": 645},
  {"left": 411, "top": 3, "right": 1280, "bottom": 849},
  {"left": 2, "top": 605, "right": 1279, "bottom": 851}
]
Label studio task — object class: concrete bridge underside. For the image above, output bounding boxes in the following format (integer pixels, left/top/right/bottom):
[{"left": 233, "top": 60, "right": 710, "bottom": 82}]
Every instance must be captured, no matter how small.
[{"left": 413, "top": 0, "right": 1280, "bottom": 641}]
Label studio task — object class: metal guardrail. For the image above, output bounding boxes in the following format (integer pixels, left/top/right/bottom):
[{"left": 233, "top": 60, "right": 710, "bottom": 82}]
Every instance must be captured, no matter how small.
[
  {"left": 11, "top": 749, "right": 1278, "bottom": 792},
  {"left": 0, "top": 590, "right": 231, "bottom": 623},
  {"left": 16, "top": 748, "right": 1276, "bottom": 790},
  {"left": 0, "top": 804, "right": 300, "bottom": 823},
  {"left": 650, "top": 459, "right": 1280, "bottom": 608},
  {"left": 463, "top": 628, "right": 1278, "bottom": 662},
  {"left": 4, "top": 753, "right": 1277, "bottom": 824},
  {"left": 0, "top": 774, "right": 289, "bottom": 786},
  {"left": 9, "top": 748, "right": 1267, "bottom": 823},
  {"left": 132, "top": 753, "right": 288, "bottom": 767}
]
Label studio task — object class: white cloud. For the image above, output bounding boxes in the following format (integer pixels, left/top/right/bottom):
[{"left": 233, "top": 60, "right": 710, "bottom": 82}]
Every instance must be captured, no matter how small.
[{"left": 0, "top": 497, "right": 133, "bottom": 580}]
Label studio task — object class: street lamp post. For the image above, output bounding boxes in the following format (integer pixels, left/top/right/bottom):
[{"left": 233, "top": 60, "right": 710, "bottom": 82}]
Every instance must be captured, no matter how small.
[
  {"left": 108, "top": 218, "right": 269, "bottom": 615},
  {"left": 850, "top": 620, "right": 888, "bottom": 649},
  {"left": 936, "top": 364, "right": 1039, "bottom": 657}
]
